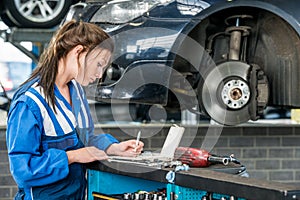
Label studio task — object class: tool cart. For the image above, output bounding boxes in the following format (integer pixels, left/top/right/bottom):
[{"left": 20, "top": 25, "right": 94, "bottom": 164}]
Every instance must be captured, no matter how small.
[{"left": 86, "top": 160, "right": 300, "bottom": 200}]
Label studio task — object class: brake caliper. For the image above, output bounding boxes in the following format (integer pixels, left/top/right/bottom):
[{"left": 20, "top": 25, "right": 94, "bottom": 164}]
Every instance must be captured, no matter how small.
[{"left": 249, "top": 64, "right": 269, "bottom": 120}]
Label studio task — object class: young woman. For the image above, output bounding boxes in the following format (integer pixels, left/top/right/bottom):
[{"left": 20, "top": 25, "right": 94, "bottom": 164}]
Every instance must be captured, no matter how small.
[{"left": 6, "top": 20, "right": 144, "bottom": 200}]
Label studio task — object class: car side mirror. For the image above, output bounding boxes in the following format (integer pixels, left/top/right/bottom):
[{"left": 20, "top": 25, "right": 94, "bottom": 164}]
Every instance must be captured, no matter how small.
[{"left": 0, "top": 82, "right": 11, "bottom": 112}]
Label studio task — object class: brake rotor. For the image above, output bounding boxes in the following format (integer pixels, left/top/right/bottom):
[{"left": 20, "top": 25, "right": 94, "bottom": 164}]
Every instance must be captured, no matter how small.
[{"left": 201, "top": 61, "right": 252, "bottom": 125}]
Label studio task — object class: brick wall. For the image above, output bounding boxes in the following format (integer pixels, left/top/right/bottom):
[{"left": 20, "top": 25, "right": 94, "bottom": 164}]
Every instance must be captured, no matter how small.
[
  {"left": 1, "top": 124, "right": 300, "bottom": 199},
  {"left": 98, "top": 124, "right": 300, "bottom": 185},
  {"left": 0, "top": 126, "right": 17, "bottom": 200}
]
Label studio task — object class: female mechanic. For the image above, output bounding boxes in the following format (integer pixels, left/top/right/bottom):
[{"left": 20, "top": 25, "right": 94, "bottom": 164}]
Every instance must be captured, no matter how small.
[{"left": 6, "top": 20, "right": 144, "bottom": 200}]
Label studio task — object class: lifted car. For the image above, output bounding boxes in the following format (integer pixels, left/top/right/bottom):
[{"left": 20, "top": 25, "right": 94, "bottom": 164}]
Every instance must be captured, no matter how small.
[{"left": 67, "top": 0, "right": 300, "bottom": 125}]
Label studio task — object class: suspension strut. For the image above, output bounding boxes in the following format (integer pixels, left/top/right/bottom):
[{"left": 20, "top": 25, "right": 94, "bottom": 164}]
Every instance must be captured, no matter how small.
[{"left": 225, "top": 15, "right": 253, "bottom": 61}]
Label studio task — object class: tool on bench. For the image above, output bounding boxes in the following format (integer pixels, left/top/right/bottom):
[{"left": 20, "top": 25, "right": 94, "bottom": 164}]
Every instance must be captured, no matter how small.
[{"left": 174, "top": 147, "right": 240, "bottom": 167}]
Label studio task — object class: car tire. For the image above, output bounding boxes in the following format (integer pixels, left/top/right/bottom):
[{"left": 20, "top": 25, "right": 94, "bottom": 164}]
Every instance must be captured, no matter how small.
[
  {"left": 0, "top": 12, "right": 16, "bottom": 27},
  {"left": 4, "top": 0, "right": 74, "bottom": 28}
]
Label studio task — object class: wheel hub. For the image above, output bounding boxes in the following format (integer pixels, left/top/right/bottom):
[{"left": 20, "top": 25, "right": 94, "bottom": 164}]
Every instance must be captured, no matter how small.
[{"left": 221, "top": 79, "right": 250, "bottom": 109}]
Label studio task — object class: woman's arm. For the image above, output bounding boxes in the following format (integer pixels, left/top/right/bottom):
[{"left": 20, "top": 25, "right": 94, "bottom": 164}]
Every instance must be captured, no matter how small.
[
  {"left": 66, "top": 146, "right": 108, "bottom": 164},
  {"left": 6, "top": 101, "right": 69, "bottom": 188}
]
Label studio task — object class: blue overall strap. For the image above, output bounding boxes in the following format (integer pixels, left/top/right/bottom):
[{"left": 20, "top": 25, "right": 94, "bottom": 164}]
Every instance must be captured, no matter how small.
[
  {"left": 28, "top": 82, "right": 77, "bottom": 136},
  {"left": 69, "top": 80, "right": 119, "bottom": 150}
]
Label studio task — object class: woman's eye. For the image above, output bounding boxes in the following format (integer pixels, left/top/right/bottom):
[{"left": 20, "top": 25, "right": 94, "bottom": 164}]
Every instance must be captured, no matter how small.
[{"left": 97, "top": 63, "right": 102, "bottom": 68}]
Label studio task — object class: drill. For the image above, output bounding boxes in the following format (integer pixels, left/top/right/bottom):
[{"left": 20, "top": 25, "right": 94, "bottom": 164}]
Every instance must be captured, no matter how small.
[{"left": 174, "top": 147, "right": 240, "bottom": 167}]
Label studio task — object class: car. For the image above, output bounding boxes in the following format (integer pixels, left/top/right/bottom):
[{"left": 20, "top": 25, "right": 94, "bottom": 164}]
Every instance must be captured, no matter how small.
[
  {"left": 0, "top": 0, "right": 80, "bottom": 28},
  {"left": 57, "top": 0, "right": 300, "bottom": 125}
]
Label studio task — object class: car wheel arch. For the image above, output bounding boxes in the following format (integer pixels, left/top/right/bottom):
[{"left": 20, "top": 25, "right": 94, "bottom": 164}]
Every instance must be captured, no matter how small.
[
  {"left": 164, "top": 2, "right": 300, "bottom": 124},
  {"left": 172, "top": 3, "right": 300, "bottom": 97}
]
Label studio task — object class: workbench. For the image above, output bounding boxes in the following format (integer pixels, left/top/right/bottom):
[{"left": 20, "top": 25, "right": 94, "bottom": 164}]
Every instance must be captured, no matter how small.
[{"left": 87, "top": 160, "right": 300, "bottom": 200}]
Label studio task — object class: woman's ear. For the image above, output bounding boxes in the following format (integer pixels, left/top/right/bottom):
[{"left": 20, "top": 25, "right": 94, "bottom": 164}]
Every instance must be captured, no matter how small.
[{"left": 74, "top": 45, "right": 84, "bottom": 55}]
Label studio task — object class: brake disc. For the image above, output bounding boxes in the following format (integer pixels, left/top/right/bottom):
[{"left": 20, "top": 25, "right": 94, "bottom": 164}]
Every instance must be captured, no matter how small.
[{"left": 201, "top": 61, "right": 253, "bottom": 125}]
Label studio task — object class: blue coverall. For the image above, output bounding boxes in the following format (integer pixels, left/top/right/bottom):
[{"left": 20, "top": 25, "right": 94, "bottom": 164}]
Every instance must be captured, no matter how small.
[{"left": 6, "top": 78, "right": 119, "bottom": 200}]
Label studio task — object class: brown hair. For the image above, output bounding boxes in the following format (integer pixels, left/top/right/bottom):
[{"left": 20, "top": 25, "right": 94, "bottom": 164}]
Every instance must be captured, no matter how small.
[{"left": 25, "top": 20, "right": 114, "bottom": 110}]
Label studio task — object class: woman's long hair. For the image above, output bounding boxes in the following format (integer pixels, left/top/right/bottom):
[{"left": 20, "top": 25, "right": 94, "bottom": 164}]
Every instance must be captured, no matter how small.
[{"left": 24, "top": 20, "right": 114, "bottom": 110}]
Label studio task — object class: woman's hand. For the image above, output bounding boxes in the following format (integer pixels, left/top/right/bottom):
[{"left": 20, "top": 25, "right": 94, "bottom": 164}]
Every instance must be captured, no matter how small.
[
  {"left": 66, "top": 146, "right": 108, "bottom": 164},
  {"left": 106, "top": 140, "right": 144, "bottom": 157}
]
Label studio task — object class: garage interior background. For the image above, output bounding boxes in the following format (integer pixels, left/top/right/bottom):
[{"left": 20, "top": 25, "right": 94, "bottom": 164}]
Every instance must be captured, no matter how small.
[{"left": 1, "top": 1, "right": 300, "bottom": 200}]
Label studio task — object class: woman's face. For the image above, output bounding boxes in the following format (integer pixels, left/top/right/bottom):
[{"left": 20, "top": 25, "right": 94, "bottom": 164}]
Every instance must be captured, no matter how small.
[{"left": 76, "top": 48, "right": 111, "bottom": 86}]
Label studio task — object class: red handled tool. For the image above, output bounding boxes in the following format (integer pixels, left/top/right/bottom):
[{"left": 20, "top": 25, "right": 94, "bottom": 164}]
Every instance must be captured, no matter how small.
[{"left": 174, "top": 147, "right": 240, "bottom": 167}]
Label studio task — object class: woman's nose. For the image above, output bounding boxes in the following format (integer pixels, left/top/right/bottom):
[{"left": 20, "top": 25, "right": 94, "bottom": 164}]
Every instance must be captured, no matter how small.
[
  {"left": 95, "top": 73, "right": 102, "bottom": 79},
  {"left": 96, "top": 67, "right": 104, "bottom": 77}
]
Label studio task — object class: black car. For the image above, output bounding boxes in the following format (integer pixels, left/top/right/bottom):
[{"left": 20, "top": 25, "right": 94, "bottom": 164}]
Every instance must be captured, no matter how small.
[
  {"left": 66, "top": 0, "right": 300, "bottom": 125},
  {"left": 0, "top": 0, "right": 80, "bottom": 28}
]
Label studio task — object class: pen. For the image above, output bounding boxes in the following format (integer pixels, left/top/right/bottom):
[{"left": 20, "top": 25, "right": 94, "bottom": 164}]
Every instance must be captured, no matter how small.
[{"left": 135, "top": 130, "right": 141, "bottom": 151}]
